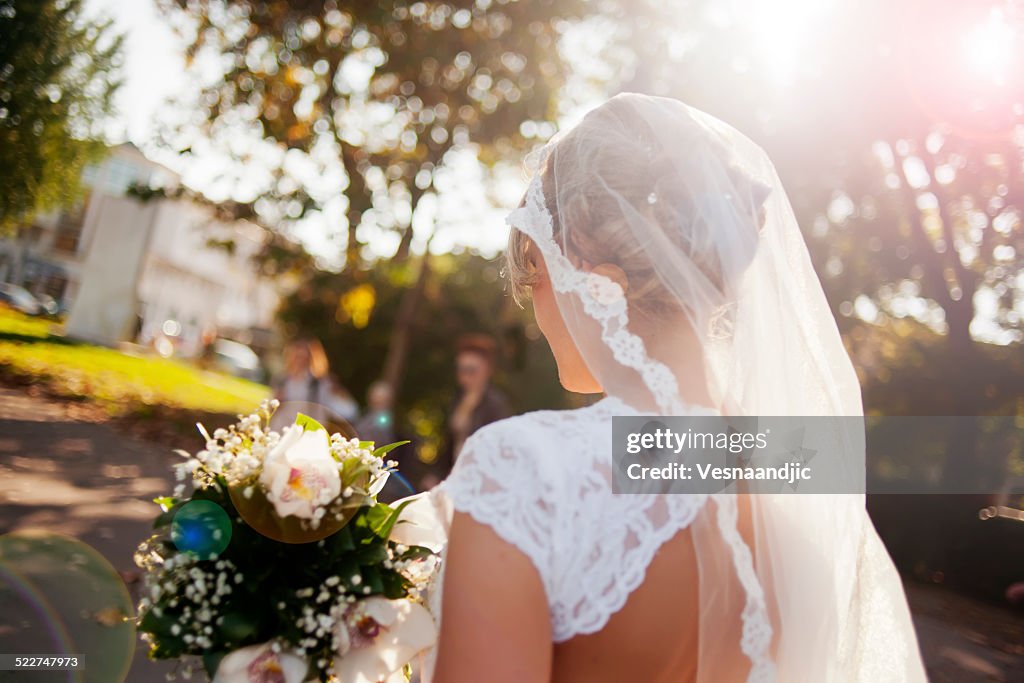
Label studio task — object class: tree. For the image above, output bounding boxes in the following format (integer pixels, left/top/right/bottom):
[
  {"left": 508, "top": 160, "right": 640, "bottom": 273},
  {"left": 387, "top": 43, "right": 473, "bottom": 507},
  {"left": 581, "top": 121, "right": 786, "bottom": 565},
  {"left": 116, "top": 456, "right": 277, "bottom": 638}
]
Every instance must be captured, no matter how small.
[
  {"left": 157, "top": 0, "right": 588, "bottom": 399},
  {"left": 0, "top": 0, "right": 123, "bottom": 230}
]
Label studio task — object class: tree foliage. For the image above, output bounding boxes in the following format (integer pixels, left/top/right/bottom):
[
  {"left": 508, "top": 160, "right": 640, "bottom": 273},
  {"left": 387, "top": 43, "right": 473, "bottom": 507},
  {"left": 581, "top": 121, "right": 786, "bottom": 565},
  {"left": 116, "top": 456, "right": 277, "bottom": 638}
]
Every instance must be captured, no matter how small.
[
  {"left": 604, "top": 0, "right": 1023, "bottom": 590},
  {"left": 156, "top": 0, "right": 586, "bottom": 262},
  {"left": 0, "top": 0, "right": 123, "bottom": 230},
  {"left": 157, "top": 0, "right": 597, "bottom": 401},
  {"left": 162, "top": 1, "right": 1024, "bottom": 408}
]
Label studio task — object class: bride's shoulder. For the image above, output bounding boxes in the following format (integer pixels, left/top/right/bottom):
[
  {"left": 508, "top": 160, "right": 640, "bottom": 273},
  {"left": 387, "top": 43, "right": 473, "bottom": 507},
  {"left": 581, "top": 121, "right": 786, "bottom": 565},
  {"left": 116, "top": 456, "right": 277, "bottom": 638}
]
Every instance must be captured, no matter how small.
[
  {"left": 434, "top": 407, "right": 596, "bottom": 590},
  {"left": 471, "top": 396, "right": 623, "bottom": 440},
  {"left": 436, "top": 399, "right": 622, "bottom": 547},
  {"left": 452, "top": 398, "right": 618, "bottom": 470}
]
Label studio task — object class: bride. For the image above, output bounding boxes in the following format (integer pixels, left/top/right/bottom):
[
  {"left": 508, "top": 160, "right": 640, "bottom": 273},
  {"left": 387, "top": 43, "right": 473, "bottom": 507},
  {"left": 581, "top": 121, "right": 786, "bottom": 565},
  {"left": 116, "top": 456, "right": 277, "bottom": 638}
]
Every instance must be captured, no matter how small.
[{"left": 402, "top": 93, "right": 926, "bottom": 682}]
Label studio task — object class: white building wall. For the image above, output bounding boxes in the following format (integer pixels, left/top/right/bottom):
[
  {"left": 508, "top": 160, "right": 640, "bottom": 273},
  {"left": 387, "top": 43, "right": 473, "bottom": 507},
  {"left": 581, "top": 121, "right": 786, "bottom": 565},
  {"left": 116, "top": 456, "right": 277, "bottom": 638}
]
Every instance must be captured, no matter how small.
[
  {"left": 3, "top": 144, "right": 279, "bottom": 353},
  {"left": 64, "top": 195, "right": 159, "bottom": 345},
  {"left": 135, "top": 200, "right": 278, "bottom": 355}
]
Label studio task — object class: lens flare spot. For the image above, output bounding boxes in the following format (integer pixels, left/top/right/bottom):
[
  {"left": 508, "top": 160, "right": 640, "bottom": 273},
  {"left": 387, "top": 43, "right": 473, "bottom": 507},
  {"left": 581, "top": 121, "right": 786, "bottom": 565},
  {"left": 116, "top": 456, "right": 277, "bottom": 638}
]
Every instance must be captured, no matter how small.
[{"left": 171, "top": 500, "right": 232, "bottom": 559}]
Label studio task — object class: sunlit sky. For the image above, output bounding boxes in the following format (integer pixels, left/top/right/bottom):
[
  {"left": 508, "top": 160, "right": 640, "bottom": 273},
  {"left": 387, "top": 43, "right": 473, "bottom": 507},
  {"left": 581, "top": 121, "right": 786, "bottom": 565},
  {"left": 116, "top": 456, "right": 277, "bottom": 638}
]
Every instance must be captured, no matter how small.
[{"left": 85, "top": 0, "right": 183, "bottom": 145}]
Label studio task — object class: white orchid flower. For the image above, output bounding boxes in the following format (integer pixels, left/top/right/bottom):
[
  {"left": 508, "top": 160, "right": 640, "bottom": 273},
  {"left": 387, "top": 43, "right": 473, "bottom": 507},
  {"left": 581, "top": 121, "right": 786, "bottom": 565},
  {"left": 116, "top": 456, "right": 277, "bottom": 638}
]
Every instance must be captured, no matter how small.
[
  {"left": 389, "top": 493, "right": 447, "bottom": 552},
  {"left": 260, "top": 425, "right": 341, "bottom": 520},
  {"left": 213, "top": 642, "right": 307, "bottom": 683},
  {"left": 333, "top": 597, "right": 437, "bottom": 683}
]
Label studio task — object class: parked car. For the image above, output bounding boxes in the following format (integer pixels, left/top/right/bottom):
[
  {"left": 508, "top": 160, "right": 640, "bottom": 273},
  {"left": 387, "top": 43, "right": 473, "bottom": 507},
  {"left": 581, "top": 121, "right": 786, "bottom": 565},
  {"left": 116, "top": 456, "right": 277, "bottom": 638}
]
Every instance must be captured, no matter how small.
[
  {"left": 209, "top": 338, "right": 265, "bottom": 383},
  {"left": 0, "top": 283, "right": 42, "bottom": 316},
  {"left": 34, "top": 293, "right": 61, "bottom": 317}
]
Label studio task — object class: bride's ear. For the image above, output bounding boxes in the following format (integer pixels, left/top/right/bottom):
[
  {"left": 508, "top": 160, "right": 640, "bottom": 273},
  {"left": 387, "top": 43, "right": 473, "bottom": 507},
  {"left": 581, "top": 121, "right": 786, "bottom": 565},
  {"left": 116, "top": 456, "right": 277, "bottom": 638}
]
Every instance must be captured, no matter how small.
[{"left": 590, "top": 262, "right": 629, "bottom": 295}]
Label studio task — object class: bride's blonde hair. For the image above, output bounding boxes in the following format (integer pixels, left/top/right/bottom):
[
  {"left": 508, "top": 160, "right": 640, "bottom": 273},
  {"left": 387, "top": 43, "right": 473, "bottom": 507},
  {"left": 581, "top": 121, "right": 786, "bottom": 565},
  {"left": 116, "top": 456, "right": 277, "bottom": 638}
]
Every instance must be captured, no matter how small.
[{"left": 506, "top": 95, "right": 770, "bottom": 322}]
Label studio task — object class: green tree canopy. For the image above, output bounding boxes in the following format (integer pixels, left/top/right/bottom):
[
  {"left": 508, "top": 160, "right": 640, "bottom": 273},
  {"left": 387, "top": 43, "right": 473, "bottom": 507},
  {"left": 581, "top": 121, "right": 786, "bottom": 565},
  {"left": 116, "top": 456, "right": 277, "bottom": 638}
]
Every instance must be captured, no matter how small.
[
  {"left": 156, "top": 0, "right": 586, "bottom": 264},
  {"left": 157, "top": 0, "right": 590, "bottom": 398},
  {"left": 0, "top": 0, "right": 123, "bottom": 230}
]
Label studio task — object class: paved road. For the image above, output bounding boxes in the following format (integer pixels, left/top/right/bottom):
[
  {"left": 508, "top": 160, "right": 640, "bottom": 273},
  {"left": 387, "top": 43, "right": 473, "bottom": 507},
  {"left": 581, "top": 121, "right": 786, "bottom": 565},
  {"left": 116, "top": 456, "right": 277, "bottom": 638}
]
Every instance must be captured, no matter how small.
[
  {"left": 0, "top": 388, "right": 176, "bottom": 682},
  {"left": 1, "top": 387, "right": 1021, "bottom": 682}
]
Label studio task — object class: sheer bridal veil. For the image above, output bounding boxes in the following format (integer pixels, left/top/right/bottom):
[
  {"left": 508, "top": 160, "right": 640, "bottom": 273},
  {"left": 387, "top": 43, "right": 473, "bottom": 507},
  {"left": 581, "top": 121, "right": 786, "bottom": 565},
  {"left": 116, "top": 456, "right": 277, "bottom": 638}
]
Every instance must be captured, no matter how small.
[
  {"left": 507, "top": 94, "right": 923, "bottom": 681},
  {"left": 411, "top": 93, "right": 925, "bottom": 682}
]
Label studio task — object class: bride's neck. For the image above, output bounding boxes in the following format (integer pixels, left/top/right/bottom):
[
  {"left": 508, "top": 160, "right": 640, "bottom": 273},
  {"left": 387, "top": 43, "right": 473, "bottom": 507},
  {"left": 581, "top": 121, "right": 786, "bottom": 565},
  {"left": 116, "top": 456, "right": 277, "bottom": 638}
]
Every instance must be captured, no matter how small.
[{"left": 635, "top": 314, "right": 715, "bottom": 413}]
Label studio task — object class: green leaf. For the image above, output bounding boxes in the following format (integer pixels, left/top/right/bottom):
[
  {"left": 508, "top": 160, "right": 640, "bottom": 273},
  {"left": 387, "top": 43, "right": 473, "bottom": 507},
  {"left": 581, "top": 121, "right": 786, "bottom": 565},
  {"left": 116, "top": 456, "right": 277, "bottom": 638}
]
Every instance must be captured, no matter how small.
[
  {"left": 372, "top": 441, "right": 410, "bottom": 458},
  {"left": 192, "top": 486, "right": 226, "bottom": 503},
  {"left": 337, "top": 556, "right": 359, "bottom": 588},
  {"left": 332, "top": 525, "right": 355, "bottom": 553},
  {"left": 371, "top": 499, "right": 412, "bottom": 540},
  {"left": 137, "top": 608, "right": 167, "bottom": 635},
  {"left": 357, "top": 504, "right": 388, "bottom": 540},
  {"left": 153, "top": 496, "right": 178, "bottom": 510},
  {"left": 358, "top": 440, "right": 375, "bottom": 450},
  {"left": 219, "top": 610, "right": 260, "bottom": 642},
  {"left": 381, "top": 570, "right": 411, "bottom": 599},
  {"left": 341, "top": 458, "right": 373, "bottom": 483},
  {"left": 294, "top": 412, "right": 325, "bottom": 432},
  {"left": 398, "top": 544, "right": 435, "bottom": 561},
  {"left": 153, "top": 501, "right": 184, "bottom": 529},
  {"left": 354, "top": 544, "right": 387, "bottom": 565},
  {"left": 362, "top": 565, "right": 385, "bottom": 594},
  {"left": 139, "top": 609, "right": 187, "bottom": 659},
  {"left": 202, "top": 652, "right": 227, "bottom": 678}
]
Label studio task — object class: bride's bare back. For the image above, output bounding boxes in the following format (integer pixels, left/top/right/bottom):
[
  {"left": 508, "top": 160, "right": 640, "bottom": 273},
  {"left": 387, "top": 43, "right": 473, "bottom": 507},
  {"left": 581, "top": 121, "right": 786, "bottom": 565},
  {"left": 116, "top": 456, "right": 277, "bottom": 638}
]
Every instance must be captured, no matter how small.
[
  {"left": 553, "top": 498, "right": 762, "bottom": 683},
  {"left": 552, "top": 529, "right": 703, "bottom": 683},
  {"left": 433, "top": 515, "right": 712, "bottom": 683},
  {"left": 433, "top": 497, "right": 757, "bottom": 682}
]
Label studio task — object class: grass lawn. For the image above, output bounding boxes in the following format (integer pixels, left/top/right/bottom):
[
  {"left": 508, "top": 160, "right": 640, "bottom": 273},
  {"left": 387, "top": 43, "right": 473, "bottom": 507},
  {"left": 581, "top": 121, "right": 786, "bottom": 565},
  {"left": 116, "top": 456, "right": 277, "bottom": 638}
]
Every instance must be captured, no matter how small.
[{"left": 0, "top": 307, "right": 269, "bottom": 417}]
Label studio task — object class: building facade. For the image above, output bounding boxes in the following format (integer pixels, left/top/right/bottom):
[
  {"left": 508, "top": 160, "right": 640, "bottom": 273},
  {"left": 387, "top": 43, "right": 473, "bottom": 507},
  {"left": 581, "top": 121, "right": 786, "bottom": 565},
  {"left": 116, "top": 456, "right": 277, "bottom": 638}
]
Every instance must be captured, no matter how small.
[{"left": 0, "top": 144, "right": 278, "bottom": 355}]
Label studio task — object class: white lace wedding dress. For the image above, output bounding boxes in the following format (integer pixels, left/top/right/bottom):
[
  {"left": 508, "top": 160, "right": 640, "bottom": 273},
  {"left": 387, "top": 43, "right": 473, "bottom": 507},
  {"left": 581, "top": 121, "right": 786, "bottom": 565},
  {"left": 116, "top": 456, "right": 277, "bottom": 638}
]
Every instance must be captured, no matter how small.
[{"left": 411, "top": 398, "right": 925, "bottom": 682}]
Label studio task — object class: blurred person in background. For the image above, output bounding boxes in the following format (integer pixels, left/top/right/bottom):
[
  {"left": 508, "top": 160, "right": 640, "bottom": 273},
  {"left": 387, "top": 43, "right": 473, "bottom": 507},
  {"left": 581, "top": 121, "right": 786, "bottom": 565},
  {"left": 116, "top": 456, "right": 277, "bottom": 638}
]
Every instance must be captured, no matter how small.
[
  {"left": 273, "top": 337, "right": 359, "bottom": 429},
  {"left": 354, "top": 380, "right": 397, "bottom": 446},
  {"left": 196, "top": 325, "right": 218, "bottom": 370},
  {"left": 438, "top": 334, "right": 510, "bottom": 476},
  {"left": 354, "top": 380, "right": 418, "bottom": 502}
]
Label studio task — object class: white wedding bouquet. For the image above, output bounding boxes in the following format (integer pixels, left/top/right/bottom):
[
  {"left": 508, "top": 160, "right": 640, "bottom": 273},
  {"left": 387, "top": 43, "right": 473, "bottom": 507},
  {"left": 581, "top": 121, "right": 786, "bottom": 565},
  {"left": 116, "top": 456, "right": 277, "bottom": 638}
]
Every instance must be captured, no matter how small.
[{"left": 134, "top": 399, "right": 439, "bottom": 682}]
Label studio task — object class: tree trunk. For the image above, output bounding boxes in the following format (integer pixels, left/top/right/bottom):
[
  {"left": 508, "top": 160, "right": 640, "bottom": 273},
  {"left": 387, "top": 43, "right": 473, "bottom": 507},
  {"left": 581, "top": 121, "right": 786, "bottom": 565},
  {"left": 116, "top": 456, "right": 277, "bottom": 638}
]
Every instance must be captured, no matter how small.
[
  {"left": 345, "top": 210, "right": 361, "bottom": 270},
  {"left": 380, "top": 186, "right": 433, "bottom": 401},
  {"left": 381, "top": 252, "right": 431, "bottom": 404},
  {"left": 340, "top": 143, "right": 369, "bottom": 271},
  {"left": 392, "top": 186, "right": 425, "bottom": 265},
  {"left": 894, "top": 140, "right": 984, "bottom": 575}
]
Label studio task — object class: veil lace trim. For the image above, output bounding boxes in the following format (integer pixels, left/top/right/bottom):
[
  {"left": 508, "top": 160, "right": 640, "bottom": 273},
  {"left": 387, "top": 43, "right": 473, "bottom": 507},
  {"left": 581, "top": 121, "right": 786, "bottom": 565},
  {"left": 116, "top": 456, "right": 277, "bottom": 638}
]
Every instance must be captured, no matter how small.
[
  {"left": 505, "top": 176, "right": 686, "bottom": 417},
  {"left": 713, "top": 493, "right": 777, "bottom": 682},
  {"left": 502, "top": 172, "right": 776, "bottom": 679}
]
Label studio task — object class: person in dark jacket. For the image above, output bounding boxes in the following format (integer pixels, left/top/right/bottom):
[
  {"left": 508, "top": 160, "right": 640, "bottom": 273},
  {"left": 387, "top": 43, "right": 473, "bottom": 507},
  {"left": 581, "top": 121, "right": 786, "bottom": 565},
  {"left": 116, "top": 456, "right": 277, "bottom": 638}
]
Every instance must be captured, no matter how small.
[{"left": 437, "top": 334, "right": 511, "bottom": 477}]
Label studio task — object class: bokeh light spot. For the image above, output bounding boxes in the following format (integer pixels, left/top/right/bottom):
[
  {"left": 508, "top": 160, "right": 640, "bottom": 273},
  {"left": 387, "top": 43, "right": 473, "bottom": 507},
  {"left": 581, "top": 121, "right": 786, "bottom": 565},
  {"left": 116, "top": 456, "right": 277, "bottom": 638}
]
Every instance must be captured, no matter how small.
[
  {"left": 171, "top": 500, "right": 232, "bottom": 559},
  {"left": 0, "top": 531, "right": 135, "bottom": 683}
]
